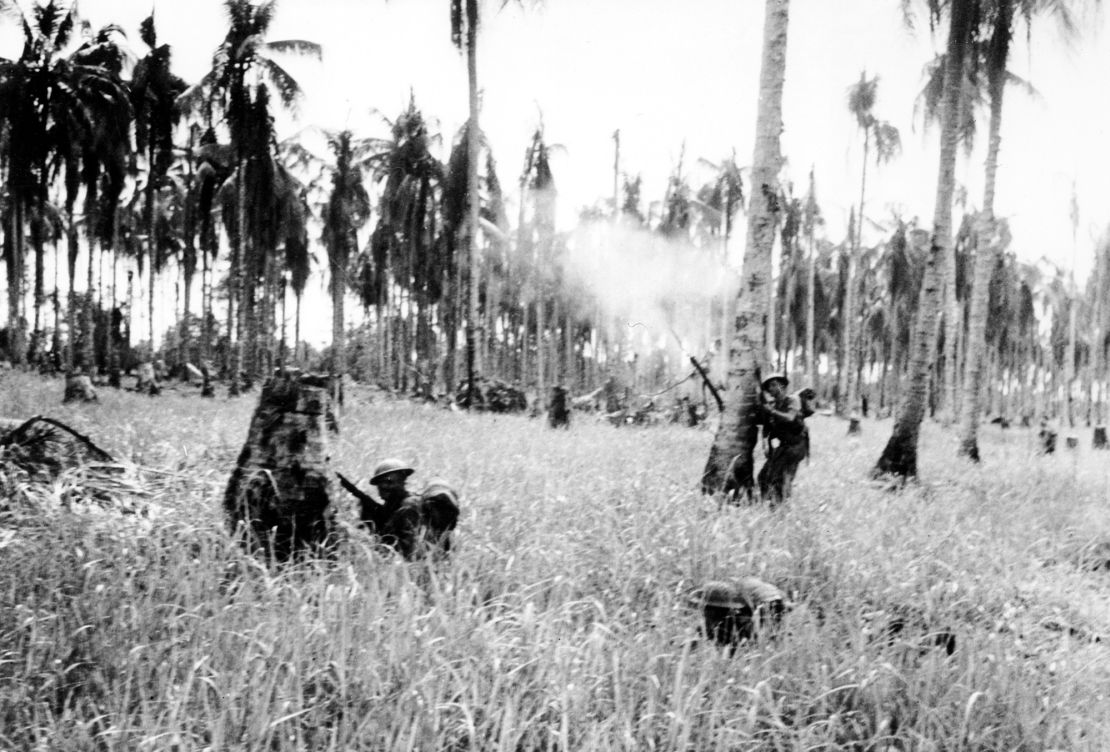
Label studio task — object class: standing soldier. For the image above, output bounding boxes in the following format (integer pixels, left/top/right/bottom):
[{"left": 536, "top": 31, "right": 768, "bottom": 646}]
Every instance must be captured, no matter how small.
[{"left": 757, "top": 374, "right": 810, "bottom": 505}]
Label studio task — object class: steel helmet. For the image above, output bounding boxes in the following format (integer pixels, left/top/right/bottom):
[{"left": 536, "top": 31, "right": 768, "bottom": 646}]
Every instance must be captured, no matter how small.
[
  {"left": 422, "top": 478, "right": 459, "bottom": 505},
  {"left": 369, "top": 458, "right": 415, "bottom": 485},
  {"left": 761, "top": 373, "right": 789, "bottom": 391}
]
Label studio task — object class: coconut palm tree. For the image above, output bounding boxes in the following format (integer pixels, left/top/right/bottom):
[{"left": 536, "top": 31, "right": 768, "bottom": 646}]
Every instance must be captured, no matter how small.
[
  {"left": 842, "top": 71, "right": 900, "bottom": 419},
  {"left": 958, "top": 0, "right": 1090, "bottom": 459},
  {"left": 874, "top": 0, "right": 975, "bottom": 479},
  {"left": 131, "top": 12, "right": 186, "bottom": 365},
  {"left": 357, "top": 99, "right": 444, "bottom": 389},
  {"left": 702, "top": 0, "right": 790, "bottom": 496},
  {"left": 180, "top": 0, "right": 320, "bottom": 391},
  {"left": 450, "top": 0, "right": 483, "bottom": 404},
  {"left": 0, "top": 1, "right": 130, "bottom": 368},
  {"left": 322, "top": 130, "right": 371, "bottom": 402}
]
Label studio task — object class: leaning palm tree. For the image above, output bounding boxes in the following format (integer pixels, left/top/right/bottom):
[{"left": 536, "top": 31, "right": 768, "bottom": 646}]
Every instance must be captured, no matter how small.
[
  {"left": 842, "top": 71, "right": 900, "bottom": 420},
  {"left": 179, "top": 0, "right": 320, "bottom": 391},
  {"left": 702, "top": 0, "right": 790, "bottom": 496},
  {"left": 874, "top": 0, "right": 975, "bottom": 479}
]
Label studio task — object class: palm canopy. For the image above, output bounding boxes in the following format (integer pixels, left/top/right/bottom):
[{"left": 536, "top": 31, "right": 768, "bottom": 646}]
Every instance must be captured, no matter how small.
[
  {"left": 847, "top": 72, "right": 902, "bottom": 165},
  {"left": 0, "top": 1, "right": 131, "bottom": 211},
  {"left": 178, "top": 0, "right": 321, "bottom": 141}
]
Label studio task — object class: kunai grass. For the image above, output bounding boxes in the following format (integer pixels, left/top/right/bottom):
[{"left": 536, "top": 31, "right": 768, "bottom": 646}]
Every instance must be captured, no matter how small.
[{"left": 2, "top": 371, "right": 1110, "bottom": 750}]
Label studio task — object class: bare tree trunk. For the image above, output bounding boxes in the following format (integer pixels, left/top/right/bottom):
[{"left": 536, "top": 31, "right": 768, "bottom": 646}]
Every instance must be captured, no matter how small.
[
  {"left": 874, "top": 0, "right": 972, "bottom": 479},
  {"left": 66, "top": 221, "right": 78, "bottom": 371},
  {"left": 703, "top": 0, "right": 789, "bottom": 495},
  {"left": 464, "top": 0, "right": 481, "bottom": 407},
  {"left": 82, "top": 235, "right": 98, "bottom": 374}
]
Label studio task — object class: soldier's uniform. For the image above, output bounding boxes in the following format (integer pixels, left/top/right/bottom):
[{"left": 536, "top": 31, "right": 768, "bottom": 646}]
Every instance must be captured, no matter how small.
[
  {"left": 757, "top": 376, "right": 809, "bottom": 505},
  {"left": 343, "top": 460, "right": 459, "bottom": 559}
]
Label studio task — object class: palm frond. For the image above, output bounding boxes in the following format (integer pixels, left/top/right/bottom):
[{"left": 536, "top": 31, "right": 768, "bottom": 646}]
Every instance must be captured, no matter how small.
[{"left": 265, "top": 39, "right": 322, "bottom": 59}]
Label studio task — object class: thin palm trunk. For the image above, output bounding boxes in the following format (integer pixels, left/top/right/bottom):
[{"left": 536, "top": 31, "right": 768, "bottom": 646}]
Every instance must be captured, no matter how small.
[
  {"left": 66, "top": 222, "right": 78, "bottom": 371},
  {"left": 703, "top": 0, "right": 789, "bottom": 494},
  {"left": 874, "top": 0, "right": 972, "bottom": 478},
  {"left": 845, "top": 129, "right": 871, "bottom": 418},
  {"left": 804, "top": 219, "right": 816, "bottom": 389},
  {"left": 464, "top": 0, "right": 481, "bottom": 406},
  {"left": 7, "top": 204, "right": 26, "bottom": 366},
  {"left": 83, "top": 235, "right": 97, "bottom": 372}
]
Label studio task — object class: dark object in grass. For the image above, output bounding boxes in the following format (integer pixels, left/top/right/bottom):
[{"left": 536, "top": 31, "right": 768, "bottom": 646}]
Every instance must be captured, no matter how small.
[
  {"left": 863, "top": 607, "right": 957, "bottom": 656},
  {"left": 455, "top": 377, "right": 528, "bottom": 413},
  {"left": 989, "top": 416, "right": 1011, "bottom": 429},
  {"left": 1038, "top": 423, "right": 1057, "bottom": 454},
  {"left": 1066, "top": 435, "right": 1079, "bottom": 450},
  {"left": 63, "top": 373, "right": 97, "bottom": 403},
  {"left": 1094, "top": 426, "right": 1108, "bottom": 449},
  {"left": 548, "top": 385, "right": 570, "bottom": 429},
  {"left": 1074, "top": 539, "right": 1110, "bottom": 572},
  {"left": 689, "top": 577, "right": 788, "bottom": 647},
  {"left": 847, "top": 415, "right": 861, "bottom": 435},
  {"left": 224, "top": 370, "right": 338, "bottom": 562}
]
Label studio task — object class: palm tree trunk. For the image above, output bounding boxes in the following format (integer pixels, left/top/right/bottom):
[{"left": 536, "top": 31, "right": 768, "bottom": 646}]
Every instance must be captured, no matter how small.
[
  {"left": 464, "top": 0, "right": 481, "bottom": 406},
  {"left": 66, "top": 222, "right": 78, "bottom": 371},
  {"left": 845, "top": 128, "right": 871, "bottom": 418},
  {"left": 83, "top": 234, "right": 97, "bottom": 373},
  {"left": 31, "top": 223, "right": 44, "bottom": 362},
  {"left": 805, "top": 216, "right": 816, "bottom": 390},
  {"left": 703, "top": 0, "right": 789, "bottom": 495},
  {"left": 874, "top": 0, "right": 972, "bottom": 478},
  {"left": 6, "top": 204, "right": 27, "bottom": 366},
  {"left": 330, "top": 244, "right": 346, "bottom": 404}
]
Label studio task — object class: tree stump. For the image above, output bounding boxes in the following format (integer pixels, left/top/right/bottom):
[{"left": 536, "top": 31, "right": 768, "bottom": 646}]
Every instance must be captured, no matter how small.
[
  {"left": 224, "top": 371, "right": 338, "bottom": 562},
  {"left": 1066, "top": 435, "right": 1079, "bottom": 450},
  {"left": 63, "top": 374, "right": 98, "bottom": 403},
  {"left": 1093, "top": 426, "right": 1107, "bottom": 450},
  {"left": 847, "top": 415, "right": 861, "bottom": 435},
  {"left": 135, "top": 362, "right": 160, "bottom": 395},
  {"left": 548, "top": 385, "right": 570, "bottom": 428},
  {"left": 1039, "top": 426, "right": 1057, "bottom": 454}
]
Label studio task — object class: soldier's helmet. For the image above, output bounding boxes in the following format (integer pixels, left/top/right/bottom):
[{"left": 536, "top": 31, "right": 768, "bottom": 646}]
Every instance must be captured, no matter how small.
[
  {"left": 370, "top": 458, "right": 415, "bottom": 485},
  {"left": 761, "top": 373, "right": 789, "bottom": 391}
]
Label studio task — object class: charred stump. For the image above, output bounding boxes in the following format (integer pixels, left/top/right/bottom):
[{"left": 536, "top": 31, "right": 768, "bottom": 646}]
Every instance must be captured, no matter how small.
[
  {"left": 1038, "top": 424, "right": 1058, "bottom": 454},
  {"left": 847, "top": 415, "right": 861, "bottom": 435},
  {"left": 548, "top": 385, "right": 570, "bottom": 428},
  {"left": 224, "top": 371, "right": 338, "bottom": 562},
  {"left": 1066, "top": 435, "right": 1079, "bottom": 450},
  {"left": 63, "top": 374, "right": 98, "bottom": 403},
  {"left": 1094, "top": 426, "right": 1107, "bottom": 450}
]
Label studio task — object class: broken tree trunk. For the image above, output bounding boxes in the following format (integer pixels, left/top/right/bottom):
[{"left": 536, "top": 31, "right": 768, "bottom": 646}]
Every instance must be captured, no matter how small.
[{"left": 224, "top": 370, "right": 339, "bottom": 562}]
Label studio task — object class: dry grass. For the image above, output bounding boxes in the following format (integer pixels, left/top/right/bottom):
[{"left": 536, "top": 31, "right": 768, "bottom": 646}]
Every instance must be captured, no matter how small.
[{"left": 2, "top": 371, "right": 1109, "bottom": 750}]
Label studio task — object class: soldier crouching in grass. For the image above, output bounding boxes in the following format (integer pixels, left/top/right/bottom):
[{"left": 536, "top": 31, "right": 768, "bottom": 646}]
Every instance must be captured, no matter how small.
[
  {"left": 338, "top": 459, "right": 459, "bottom": 559},
  {"left": 756, "top": 374, "right": 811, "bottom": 505}
]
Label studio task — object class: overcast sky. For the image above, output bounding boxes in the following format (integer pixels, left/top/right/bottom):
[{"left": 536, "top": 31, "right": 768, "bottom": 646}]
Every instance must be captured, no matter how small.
[{"left": 7, "top": 0, "right": 1106, "bottom": 345}]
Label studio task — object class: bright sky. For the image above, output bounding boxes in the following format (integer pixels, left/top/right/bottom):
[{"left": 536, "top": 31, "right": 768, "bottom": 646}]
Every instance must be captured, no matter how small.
[{"left": 9, "top": 0, "right": 1109, "bottom": 346}]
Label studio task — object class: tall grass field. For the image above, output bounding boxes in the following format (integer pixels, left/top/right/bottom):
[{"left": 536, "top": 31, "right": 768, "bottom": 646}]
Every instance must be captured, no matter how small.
[{"left": 2, "top": 371, "right": 1109, "bottom": 750}]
